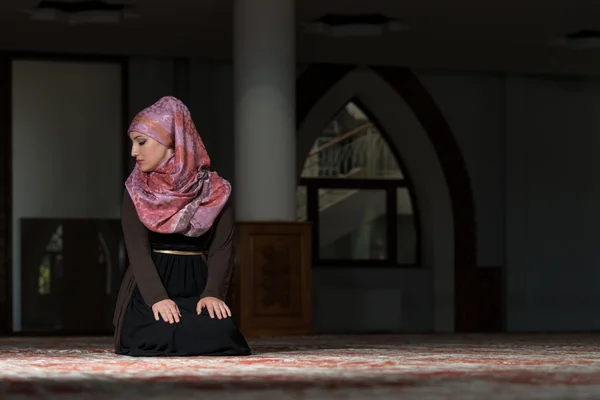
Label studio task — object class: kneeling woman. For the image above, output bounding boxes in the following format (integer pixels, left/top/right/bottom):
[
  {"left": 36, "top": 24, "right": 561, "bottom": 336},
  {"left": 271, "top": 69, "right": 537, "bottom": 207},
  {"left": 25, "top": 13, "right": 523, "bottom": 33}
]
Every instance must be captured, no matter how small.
[{"left": 113, "top": 96, "right": 251, "bottom": 357}]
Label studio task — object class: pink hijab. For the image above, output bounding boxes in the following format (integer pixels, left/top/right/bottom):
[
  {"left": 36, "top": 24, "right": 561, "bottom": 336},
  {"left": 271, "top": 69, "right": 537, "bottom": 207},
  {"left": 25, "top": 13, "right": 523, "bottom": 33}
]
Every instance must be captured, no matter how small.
[{"left": 125, "top": 96, "right": 231, "bottom": 237}]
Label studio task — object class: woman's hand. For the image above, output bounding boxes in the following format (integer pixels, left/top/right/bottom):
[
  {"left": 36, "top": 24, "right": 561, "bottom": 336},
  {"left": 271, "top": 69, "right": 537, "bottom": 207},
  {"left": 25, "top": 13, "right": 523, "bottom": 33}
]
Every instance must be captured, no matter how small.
[
  {"left": 197, "top": 297, "right": 231, "bottom": 319},
  {"left": 152, "top": 299, "right": 181, "bottom": 324}
]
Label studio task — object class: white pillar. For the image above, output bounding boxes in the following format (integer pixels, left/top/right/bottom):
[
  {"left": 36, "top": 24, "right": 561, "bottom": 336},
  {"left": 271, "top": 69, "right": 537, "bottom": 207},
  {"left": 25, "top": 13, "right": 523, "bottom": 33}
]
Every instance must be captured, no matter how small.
[{"left": 233, "top": 0, "right": 296, "bottom": 221}]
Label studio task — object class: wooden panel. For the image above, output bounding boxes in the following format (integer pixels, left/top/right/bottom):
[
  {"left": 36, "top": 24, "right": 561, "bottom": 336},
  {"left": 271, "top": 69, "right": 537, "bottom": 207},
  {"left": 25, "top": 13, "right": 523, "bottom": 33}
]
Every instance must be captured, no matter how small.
[
  {"left": 251, "top": 233, "right": 303, "bottom": 317},
  {"left": 235, "top": 222, "right": 312, "bottom": 337}
]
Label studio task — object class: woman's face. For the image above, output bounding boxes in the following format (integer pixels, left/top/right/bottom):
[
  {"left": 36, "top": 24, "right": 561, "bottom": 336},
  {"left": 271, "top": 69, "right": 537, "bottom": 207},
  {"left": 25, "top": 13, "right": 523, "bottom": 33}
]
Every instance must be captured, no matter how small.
[{"left": 129, "top": 131, "right": 174, "bottom": 172}]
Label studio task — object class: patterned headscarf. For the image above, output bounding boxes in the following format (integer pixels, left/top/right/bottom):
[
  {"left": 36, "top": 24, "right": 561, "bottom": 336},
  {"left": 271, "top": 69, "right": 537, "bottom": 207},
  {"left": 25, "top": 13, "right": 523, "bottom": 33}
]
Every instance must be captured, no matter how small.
[{"left": 125, "top": 96, "right": 231, "bottom": 237}]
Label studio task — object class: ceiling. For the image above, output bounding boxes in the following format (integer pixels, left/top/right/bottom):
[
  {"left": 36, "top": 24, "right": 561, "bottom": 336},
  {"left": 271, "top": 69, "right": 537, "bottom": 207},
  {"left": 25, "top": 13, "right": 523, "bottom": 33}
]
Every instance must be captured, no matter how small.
[{"left": 1, "top": 0, "right": 600, "bottom": 76}]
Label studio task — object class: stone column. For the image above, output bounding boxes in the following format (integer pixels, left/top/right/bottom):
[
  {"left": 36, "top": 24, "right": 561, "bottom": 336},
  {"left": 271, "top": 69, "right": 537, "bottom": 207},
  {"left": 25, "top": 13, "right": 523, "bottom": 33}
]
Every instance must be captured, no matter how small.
[
  {"left": 232, "top": 0, "right": 312, "bottom": 337},
  {"left": 234, "top": 0, "right": 296, "bottom": 221}
]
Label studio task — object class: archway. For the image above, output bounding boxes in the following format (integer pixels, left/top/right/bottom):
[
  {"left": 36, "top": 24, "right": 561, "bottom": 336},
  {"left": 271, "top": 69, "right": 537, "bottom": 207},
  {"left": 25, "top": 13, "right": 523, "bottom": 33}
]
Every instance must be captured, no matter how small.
[
  {"left": 297, "top": 99, "right": 420, "bottom": 264},
  {"left": 296, "top": 65, "right": 483, "bottom": 332}
]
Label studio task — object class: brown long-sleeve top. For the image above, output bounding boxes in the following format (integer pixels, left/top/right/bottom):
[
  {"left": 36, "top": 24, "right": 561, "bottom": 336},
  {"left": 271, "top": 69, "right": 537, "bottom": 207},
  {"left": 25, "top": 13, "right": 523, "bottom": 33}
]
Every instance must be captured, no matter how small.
[{"left": 112, "top": 191, "right": 235, "bottom": 350}]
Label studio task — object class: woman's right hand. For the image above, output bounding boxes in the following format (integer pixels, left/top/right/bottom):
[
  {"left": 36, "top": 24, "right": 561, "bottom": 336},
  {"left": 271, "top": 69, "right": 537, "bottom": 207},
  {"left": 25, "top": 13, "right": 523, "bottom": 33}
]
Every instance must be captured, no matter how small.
[{"left": 152, "top": 299, "right": 181, "bottom": 324}]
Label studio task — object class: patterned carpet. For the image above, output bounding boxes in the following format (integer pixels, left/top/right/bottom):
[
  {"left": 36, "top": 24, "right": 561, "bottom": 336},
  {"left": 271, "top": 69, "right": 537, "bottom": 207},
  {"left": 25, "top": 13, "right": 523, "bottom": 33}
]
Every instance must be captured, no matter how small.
[{"left": 1, "top": 334, "right": 600, "bottom": 399}]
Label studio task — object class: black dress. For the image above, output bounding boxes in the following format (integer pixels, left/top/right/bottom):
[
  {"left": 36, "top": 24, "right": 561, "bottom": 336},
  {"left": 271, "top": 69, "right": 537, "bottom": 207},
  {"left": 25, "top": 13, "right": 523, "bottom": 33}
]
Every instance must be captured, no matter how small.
[{"left": 116, "top": 229, "right": 251, "bottom": 357}]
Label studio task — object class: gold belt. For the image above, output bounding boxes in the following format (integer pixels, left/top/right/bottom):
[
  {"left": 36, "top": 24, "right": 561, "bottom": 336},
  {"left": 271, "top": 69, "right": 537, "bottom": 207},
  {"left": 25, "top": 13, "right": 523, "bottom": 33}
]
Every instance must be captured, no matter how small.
[{"left": 152, "top": 249, "right": 207, "bottom": 256}]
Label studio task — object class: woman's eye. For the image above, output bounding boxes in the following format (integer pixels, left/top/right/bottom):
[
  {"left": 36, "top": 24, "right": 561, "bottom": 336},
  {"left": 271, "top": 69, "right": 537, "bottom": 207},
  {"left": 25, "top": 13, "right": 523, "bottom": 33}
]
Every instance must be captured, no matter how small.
[{"left": 139, "top": 141, "right": 146, "bottom": 145}]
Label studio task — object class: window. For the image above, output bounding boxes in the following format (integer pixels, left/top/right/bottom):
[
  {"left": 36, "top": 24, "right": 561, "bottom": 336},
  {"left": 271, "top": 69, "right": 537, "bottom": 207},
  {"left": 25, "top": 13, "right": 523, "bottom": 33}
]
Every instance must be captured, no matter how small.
[
  {"left": 38, "top": 225, "right": 63, "bottom": 295},
  {"left": 297, "top": 101, "right": 419, "bottom": 267}
]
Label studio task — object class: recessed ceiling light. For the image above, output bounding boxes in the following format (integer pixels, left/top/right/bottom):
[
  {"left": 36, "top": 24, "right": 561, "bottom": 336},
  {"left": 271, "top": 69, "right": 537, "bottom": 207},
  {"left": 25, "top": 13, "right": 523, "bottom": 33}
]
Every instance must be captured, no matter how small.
[
  {"left": 552, "top": 30, "right": 600, "bottom": 49},
  {"left": 27, "top": 0, "right": 138, "bottom": 24},
  {"left": 301, "top": 14, "right": 409, "bottom": 38}
]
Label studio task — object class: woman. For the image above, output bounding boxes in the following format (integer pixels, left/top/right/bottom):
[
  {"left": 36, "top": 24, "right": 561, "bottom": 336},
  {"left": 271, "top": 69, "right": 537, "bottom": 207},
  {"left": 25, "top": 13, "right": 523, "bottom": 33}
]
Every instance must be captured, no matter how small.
[{"left": 113, "top": 96, "right": 251, "bottom": 357}]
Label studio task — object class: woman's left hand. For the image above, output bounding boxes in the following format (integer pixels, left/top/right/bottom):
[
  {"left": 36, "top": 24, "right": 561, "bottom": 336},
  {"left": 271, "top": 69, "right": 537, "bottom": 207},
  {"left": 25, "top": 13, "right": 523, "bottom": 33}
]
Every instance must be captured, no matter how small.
[{"left": 197, "top": 297, "right": 232, "bottom": 319}]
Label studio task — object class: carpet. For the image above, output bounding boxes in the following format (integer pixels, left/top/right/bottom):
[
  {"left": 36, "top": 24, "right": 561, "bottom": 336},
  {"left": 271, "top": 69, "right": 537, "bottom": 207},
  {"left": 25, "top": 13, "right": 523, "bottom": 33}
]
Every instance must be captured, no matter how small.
[{"left": 1, "top": 334, "right": 600, "bottom": 399}]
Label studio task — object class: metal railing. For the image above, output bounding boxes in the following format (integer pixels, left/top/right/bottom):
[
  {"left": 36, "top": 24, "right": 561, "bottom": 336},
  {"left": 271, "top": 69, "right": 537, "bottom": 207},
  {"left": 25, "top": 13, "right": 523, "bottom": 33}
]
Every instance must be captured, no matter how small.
[{"left": 297, "top": 123, "right": 403, "bottom": 220}]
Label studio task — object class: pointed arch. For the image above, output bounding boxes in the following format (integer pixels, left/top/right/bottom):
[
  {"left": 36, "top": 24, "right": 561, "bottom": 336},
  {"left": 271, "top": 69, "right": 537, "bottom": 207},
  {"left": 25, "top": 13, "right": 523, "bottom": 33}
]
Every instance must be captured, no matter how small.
[
  {"left": 372, "top": 66, "right": 480, "bottom": 333},
  {"left": 296, "top": 64, "right": 486, "bottom": 333}
]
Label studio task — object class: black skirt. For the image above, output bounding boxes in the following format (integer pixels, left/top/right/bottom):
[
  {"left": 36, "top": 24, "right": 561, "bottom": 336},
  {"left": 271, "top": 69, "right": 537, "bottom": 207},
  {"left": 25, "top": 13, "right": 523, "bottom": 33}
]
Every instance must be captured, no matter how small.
[{"left": 116, "top": 250, "right": 251, "bottom": 357}]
